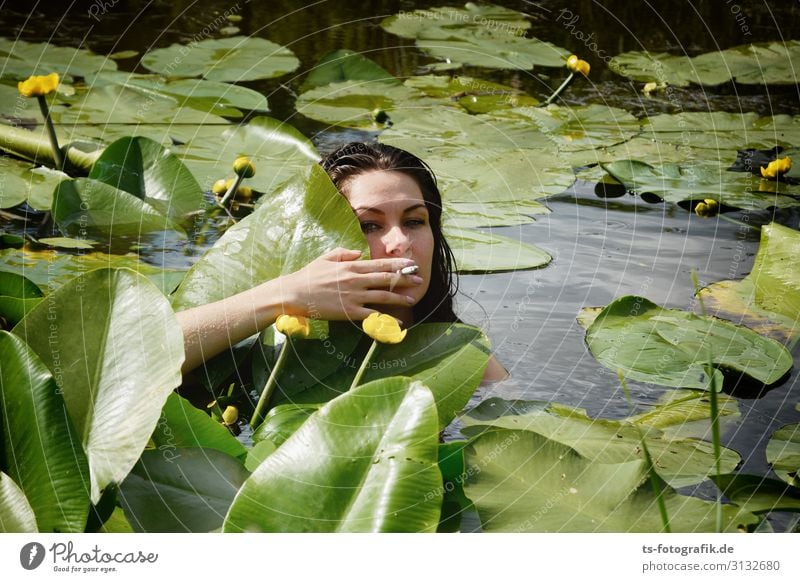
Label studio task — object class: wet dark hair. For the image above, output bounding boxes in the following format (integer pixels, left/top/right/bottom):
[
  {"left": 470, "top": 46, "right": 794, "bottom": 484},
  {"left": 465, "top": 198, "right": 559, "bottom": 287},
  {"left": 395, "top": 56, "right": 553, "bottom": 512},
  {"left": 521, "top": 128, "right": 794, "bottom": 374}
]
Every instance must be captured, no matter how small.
[{"left": 321, "top": 142, "right": 459, "bottom": 324}]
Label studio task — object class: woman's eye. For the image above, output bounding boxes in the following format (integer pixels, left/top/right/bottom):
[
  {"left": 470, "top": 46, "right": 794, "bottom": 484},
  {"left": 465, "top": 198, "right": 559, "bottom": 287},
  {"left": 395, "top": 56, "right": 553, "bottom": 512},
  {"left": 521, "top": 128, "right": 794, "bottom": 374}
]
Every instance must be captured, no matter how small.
[
  {"left": 405, "top": 218, "right": 426, "bottom": 228},
  {"left": 360, "top": 222, "right": 380, "bottom": 233}
]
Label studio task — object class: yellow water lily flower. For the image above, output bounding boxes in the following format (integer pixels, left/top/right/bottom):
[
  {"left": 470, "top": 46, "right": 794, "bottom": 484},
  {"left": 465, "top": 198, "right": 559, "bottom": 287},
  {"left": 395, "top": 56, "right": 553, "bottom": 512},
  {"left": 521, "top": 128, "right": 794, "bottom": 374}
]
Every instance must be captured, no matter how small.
[
  {"left": 212, "top": 179, "right": 228, "bottom": 194},
  {"left": 275, "top": 314, "right": 310, "bottom": 338},
  {"left": 222, "top": 405, "right": 239, "bottom": 425},
  {"left": 760, "top": 156, "right": 792, "bottom": 179},
  {"left": 566, "top": 55, "right": 590, "bottom": 76},
  {"left": 694, "top": 198, "right": 719, "bottom": 217},
  {"left": 17, "top": 72, "right": 60, "bottom": 97},
  {"left": 363, "top": 312, "right": 407, "bottom": 344},
  {"left": 233, "top": 156, "right": 256, "bottom": 178}
]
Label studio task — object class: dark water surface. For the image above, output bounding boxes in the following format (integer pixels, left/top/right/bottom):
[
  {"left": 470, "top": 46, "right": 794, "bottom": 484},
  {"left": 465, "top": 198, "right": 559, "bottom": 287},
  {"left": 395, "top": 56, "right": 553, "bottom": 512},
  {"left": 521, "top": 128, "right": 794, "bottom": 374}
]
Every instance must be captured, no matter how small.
[{"left": 2, "top": 1, "right": 800, "bottom": 485}]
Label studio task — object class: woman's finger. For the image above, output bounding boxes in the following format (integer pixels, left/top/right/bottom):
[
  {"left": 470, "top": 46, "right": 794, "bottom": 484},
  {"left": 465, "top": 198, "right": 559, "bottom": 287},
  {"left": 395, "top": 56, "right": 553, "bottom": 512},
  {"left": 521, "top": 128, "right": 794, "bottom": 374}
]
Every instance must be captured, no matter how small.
[{"left": 350, "top": 257, "right": 416, "bottom": 274}]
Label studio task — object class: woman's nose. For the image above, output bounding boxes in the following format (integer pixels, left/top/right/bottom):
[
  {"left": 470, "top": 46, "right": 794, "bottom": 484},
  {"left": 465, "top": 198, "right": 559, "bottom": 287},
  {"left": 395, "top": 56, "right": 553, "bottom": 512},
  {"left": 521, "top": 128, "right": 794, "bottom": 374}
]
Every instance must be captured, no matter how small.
[{"left": 382, "top": 226, "right": 411, "bottom": 257}]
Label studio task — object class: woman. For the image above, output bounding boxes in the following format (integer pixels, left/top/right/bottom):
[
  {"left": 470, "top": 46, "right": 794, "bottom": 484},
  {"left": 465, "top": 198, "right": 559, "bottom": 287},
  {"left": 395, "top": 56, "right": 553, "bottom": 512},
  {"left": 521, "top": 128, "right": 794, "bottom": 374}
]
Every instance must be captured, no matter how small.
[{"left": 177, "top": 142, "right": 507, "bottom": 381}]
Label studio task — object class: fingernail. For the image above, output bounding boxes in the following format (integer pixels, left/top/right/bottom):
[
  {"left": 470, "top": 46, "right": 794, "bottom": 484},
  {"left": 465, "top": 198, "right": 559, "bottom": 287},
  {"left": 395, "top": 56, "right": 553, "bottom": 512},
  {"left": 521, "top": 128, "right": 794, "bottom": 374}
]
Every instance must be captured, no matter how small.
[
  {"left": 410, "top": 275, "right": 423, "bottom": 284},
  {"left": 406, "top": 296, "right": 415, "bottom": 304}
]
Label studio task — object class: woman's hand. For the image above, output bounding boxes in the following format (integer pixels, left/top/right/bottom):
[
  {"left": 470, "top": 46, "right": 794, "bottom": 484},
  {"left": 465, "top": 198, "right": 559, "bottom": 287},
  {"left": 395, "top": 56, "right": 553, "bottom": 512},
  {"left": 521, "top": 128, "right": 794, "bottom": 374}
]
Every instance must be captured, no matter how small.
[{"left": 276, "top": 247, "right": 423, "bottom": 320}]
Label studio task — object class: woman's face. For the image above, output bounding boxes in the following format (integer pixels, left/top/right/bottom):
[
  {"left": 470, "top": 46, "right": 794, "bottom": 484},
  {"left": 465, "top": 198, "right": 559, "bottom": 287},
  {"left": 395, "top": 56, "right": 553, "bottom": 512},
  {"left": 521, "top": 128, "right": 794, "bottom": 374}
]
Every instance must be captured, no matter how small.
[{"left": 344, "top": 170, "right": 434, "bottom": 306}]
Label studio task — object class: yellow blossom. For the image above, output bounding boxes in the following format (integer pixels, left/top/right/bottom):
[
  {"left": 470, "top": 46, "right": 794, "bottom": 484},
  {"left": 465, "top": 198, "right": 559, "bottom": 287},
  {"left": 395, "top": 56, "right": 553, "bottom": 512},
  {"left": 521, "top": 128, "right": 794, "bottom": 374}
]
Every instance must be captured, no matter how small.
[
  {"left": 760, "top": 157, "right": 792, "bottom": 179},
  {"left": 566, "top": 55, "right": 590, "bottom": 76},
  {"left": 222, "top": 405, "right": 238, "bottom": 425},
  {"left": 212, "top": 179, "right": 228, "bottom": 194},
  {"left": 275, "top": 314, "right": 310, "bottom": 338},
  {"left": 363, "top": 312, "right": 407, "bottom": 344},
  {"left": 233, "top": 156, "right": 256, "bottom": 178},
  {"left": 17, "top": 72, "right": 60, "bottom": 97},
  {"left": 694, "top": 198, "right": 719, "bottom": 217}
]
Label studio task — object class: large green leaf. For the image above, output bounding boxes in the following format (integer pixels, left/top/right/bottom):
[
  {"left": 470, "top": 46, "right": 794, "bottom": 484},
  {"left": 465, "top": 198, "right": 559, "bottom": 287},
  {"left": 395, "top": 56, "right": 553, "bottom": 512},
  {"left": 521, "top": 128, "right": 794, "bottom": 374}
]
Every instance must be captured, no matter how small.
[
  {"left": 463, "top": 429, "right": 756, "bottom": 532},
  {"left": 88, "top": 136, "right": 205, "bottom": 224},
  {"left": 381, "top": 4, "right": 568, "bottom": 70},
  {"left": 141, "top": 36, "right": 299, "bottom": 82},
  {"left": 91, "top": 72, "right": 269, "bottom": 117},
  {"left": 252, "top": 403, "right": 321, "bottom": 448},
  {"left": 0, "top": 472, "right": 37, "bottom": 532},
  {"left": 52, "top": 178, "right": 186, "bottom": 239},
  {"left": 642, "top": 112, "right": 800, "bottom": 150},
  {"left": 284, "top": 323, "right": 491, "bottom": 431},
  {"left": 0, "top": 156, "right": 67, "bottom": 211},
  {"left": 404, "top": 75, "right": 539, "bottom": 113},
  {"left": 171, "top": 164, "right": 366, "bottom": 310},
  {"left": 627, "top": 389, "right": 741, "bottom": 440},
  {"left": 767, "top": 423, "right": 800, "bottom": 487},
  {"left": 699, "top": 223, "right": 800, "bottom": 344},
  {"left": 0, "top": 331, "right": 90, "bottom": 532},
  {"left": 0, "top": 271, "right": 43, "bottom": 327},
  {"left": 301, "top": 49, "right": 397, "bottom": 91},
  {"left": 601, "top": 160, "right": 800, "bottom": 210},
  {"left": 462, "top": 395, "right": 739, "bottom": 488},
  {"left": 120, "top": 448, "right": 249, "bottom": 532},
  {"left": 0, "top": 248, "right": 185, "bottom": 297},
  {"left": 446, "top": 226, "right": 551, "bottom": 272},
  {"left": 711, "top": 474, "right": 800, "bottom": 516},
  {"left": 610, "top": 41, "right": 800, "bottom": 86},
  {"left": 224, "top": 377, "right": 442, "bottom": 532},
  {"left": 0, "top": 37, "right": 117, "bottom": 81},
  {"left": 153, "top": 393, "right": 247, "bottom": 461},
  {"left": 13, "top": 268, "right": 185, "bottom": 502},
  {"left": 584, "top": 295, "right": 793, "bottom": 390}
]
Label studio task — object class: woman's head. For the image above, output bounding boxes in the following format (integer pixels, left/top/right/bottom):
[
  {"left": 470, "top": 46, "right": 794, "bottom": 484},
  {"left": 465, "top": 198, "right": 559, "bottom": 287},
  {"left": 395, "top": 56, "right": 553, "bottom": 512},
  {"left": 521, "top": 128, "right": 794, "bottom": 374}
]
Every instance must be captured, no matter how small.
[{"left": 321, "top": 142, "right": 458, "bottom": 323}]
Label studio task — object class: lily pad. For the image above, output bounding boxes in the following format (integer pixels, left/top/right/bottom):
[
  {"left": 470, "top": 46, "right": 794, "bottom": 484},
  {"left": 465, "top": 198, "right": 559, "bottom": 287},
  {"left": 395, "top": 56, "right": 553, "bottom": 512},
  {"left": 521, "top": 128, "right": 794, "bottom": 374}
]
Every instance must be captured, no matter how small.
[
  {"left": 13, "top": 268, "right": 185, "bottom": 503},
  {"left": 224, "top": 377, "right": 442, "bottom": 532},
  {"left": 0, "top": 156, "right": 68, "bottom": 211},
  {"left": 0, "top": 331, "right": 90, "bottom": 532},
  {"left": 141, "top": 36, "right": 299, "bottom": 82},
  {"left": 0, "top": 271, "right": 43, "bottom": 326},
  {"left": 767, "top": 423, "right": 800, "bottom": 487},
  {"left": 120, "top": 448, "right": 250, "bottom": 533},
  {"left": 381, "top": 4, "right": 569, "bottom": 70},
  {"left": 0, "top": 472, "right": 37, "bottom": 532},
  {"left": 610, "top": 41, "right": 800, "bottom": 86},
  {"left": 711, "top": 474, "right": 800, "bottom": 516},
  {"left": 463, "top": 428, "right": 755, "bottom": 532},
  {"left": 584, "top": 295, "right": 793, "bottom": 391},
  {"left": 445, "top": 226, "right": 551, "bottom": 273},
  {"left": 171, "top": 164, "right": 365, "bottom": 310},
  {"left": 301, "top": 49, "right": 396, "bottom": 91},
  {"left": 462, "top": 395, "right": 740, "bottom": 488},
  {"left": 699, "top": 223, "right": 800, "bottom": 344},
  {"left": 601, "top": 159, "right": 800, "bottom": 210},
  {"left": 0, "top": 37, "right": 117, "bottom": 81}
]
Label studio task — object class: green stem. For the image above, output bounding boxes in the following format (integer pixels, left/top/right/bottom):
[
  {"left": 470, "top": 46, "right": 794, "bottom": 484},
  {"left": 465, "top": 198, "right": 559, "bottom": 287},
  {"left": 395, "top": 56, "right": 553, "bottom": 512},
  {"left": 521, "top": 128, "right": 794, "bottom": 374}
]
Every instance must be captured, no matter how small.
[
  {"left": 543, "top": 72, "right": 576, "bottom": 105},
  {"left": 350, "top": 340, "right": 378, "bottom": 390},
  {"left": 37, "top": 95, "right": 64, "bottom": 171},
  {"left": 0, "top": 121, "right": 99, "bottom": 171},
  {"left": 250, "top": 337, "right": 292, "bottom": 430},
  {"left": 219, "top": 173, "right": 244, "bottom": 208}
]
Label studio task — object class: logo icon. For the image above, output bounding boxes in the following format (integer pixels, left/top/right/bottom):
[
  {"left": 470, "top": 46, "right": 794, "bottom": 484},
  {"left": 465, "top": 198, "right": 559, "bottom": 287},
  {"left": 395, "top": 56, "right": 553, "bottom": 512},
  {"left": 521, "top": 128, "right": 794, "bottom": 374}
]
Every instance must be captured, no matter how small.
[{"left": 20, "top": 542, "right": 46, "bottom": 570}]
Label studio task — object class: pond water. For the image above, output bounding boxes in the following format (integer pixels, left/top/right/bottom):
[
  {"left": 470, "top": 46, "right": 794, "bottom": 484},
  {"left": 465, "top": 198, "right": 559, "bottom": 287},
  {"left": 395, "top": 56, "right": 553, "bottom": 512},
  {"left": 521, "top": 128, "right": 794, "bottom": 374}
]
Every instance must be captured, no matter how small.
[{"left": 2, "top": 0, "right": 799, "bottom": 487}]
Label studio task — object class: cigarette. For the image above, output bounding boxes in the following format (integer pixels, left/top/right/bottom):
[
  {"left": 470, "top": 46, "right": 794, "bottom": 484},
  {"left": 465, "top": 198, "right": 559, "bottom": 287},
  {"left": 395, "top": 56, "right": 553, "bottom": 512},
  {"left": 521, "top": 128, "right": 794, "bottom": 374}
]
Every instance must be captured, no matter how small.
[{"left": 398, "top": 265, "right": 419, "bottom": 275}]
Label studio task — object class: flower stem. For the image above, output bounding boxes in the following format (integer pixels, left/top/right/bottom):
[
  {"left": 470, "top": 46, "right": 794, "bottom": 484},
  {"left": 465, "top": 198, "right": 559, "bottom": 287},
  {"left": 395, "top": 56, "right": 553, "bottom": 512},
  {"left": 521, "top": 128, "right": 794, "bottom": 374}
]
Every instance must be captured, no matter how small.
[
  {"left": 350, "top": 340, "right": 378, "bottom": 390},
  {"left": 543, "top": 72, "right": 576, "bottom": 105},
  {"left": 251, "top": 338, "right": 292, "bottom": 430},
  {"left": 37, "top": 95, "right": 64, "bottom": 171},
  {"left": 218, "top": 173, "right": 244, "bottom": 208}
]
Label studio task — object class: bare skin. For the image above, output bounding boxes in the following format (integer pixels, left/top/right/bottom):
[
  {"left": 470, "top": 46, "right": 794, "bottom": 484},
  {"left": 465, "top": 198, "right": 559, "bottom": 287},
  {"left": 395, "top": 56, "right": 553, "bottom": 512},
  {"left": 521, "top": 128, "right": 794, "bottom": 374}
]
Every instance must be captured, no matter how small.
[{"left": 177, "top": 169, "right": 508, "bottom": 382}]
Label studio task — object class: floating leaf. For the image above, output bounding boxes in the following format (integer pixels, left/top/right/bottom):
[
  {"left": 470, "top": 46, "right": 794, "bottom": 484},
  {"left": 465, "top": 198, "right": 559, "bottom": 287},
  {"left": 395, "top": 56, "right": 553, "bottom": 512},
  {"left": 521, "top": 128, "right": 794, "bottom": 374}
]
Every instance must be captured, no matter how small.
[
  {"left": 462, "top": 395, "right": 739, "bottom": 488},
  {"left": 141, "top": 36, "right": 299, "bottom": 82},
  {"left": 301, "top": 49, "right": 396, "bottom": 91},
  {"left": 446, "top": 226, "right": 551, "bottom": 272},
  {"left": 710, "top": 474, "right": 800, "bottom": 516},
  {"left": 767, "top": 423, "right": 800, "bottom": 487},
  {"left": 171, "top": 164, "right": 365, "bottom": 310},
  {"left": 224, "top": 377, "right": 442, "bottom": 532},
  {"left": 0, "top": 37, "right": 117, "bottom": 81},
  {"left": 601, "top": 159, "right": 800, "bottom": 210},
  {"left": 610, "top": 41, "right": 800, "bottom": 86},
  {"left": 584, "top": 295, "right": 793, "bottom": 390},
  {"left": 463, "top": 428, "right": 756, "bottom": 532},
  {"left": 0, "top": 156, "right": 68, "bottom": 211},
  {"left": 153, "top": 393, "right": 247, "bottom": 461},
  {"left": 13, "top": 268, "right": 185, "bottom": 503},
  {"left": 88, "top": 136, "right": 205, "bottom": 225},
  {"left": 252, "top": 403, "right": 320, "bottom": 448},
  {"left": 700, "top": 223, "right": 800, "bottom": 344},
  {"left": 0, "top": 271, "right": 42, "bottom": 326},
  {"left": 30, "top": 237, "right": 95, "bottom": 250},
  {"left": 52, "top": 178, "right": 187, "bottom": 238},
  {"left": 0, "top": 331, "right": 90, "bottom": 532},
  {"left": 381, "top": 4, "right": 568, "bottom": 70},
  {"left": 0, "top": 472, "right": 37, "bottom": 532},
  {"left": 120, "top": 448, "right": 250, "bottom": 532}
]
